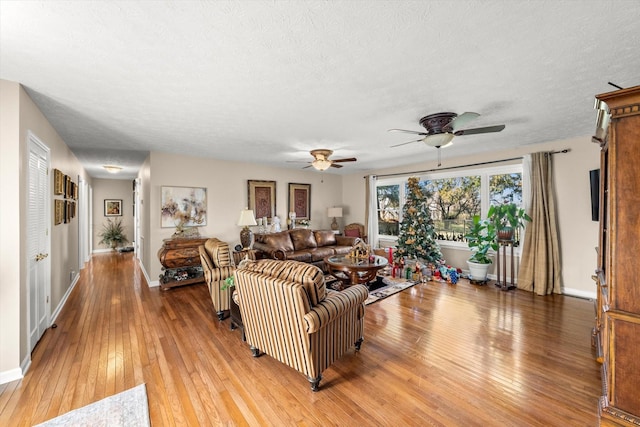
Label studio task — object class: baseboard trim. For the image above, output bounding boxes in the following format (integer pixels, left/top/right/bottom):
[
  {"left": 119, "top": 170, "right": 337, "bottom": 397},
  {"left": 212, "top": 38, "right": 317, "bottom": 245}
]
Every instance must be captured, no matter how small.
[
  {"left": 136, "top": 258, "right": 158, "bottom": 288},
  {"left": 50, "top": 271, "right": 80, "bottom": 325},
  {"left": 563, "top": 287, "right": 596, "bottom": 300},
  {"left": 92, "top": 248, "right": 112, "bottom": 254},
  {"left": 0, "top": 367, "right": 23, "bottom": 385}
]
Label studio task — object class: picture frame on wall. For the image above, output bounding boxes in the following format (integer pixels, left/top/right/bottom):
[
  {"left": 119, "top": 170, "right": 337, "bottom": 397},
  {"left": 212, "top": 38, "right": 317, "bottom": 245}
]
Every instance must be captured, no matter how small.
[
  {"left": 104, "top": 199, "right": 123, "bottom": 216},
  {"left": 53, "top": 169, "right": 64, "bottom": 195},
  {"left": 54, "top": 199, "right": 64, "bottom": 225},
  {"left": 160, "top": 186, "right": 207, "bottom": 228},
  {"left": 248, "top": 180, "right": 276, "bottom": 220},
  {"left": 288, "top": 183, "right": 311, "bottom": 220},
  {"left": 65, "top": 175, "right": 72, "bottom": 199}
]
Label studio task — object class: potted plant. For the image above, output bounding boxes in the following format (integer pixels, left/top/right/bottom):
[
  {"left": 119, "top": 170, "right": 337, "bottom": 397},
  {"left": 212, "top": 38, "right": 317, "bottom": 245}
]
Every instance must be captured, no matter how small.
[
  {"left": 465, "top": 215, "right": 497, "bottom": 281},
  {"left": 487, "top": 202, "right": 532, "bottom": 242},
  {"left": 98, "top": 218, "right": 129, "bottom": 249}
]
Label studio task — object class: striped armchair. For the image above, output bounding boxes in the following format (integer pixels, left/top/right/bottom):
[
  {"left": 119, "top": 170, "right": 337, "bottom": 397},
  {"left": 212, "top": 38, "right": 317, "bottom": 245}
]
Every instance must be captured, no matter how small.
[
  {"left": 234, "top": 259, "right": 368, "bottom": 391},
  {"left": 198, "top": 238, "right": 256, "bottom": 320}
]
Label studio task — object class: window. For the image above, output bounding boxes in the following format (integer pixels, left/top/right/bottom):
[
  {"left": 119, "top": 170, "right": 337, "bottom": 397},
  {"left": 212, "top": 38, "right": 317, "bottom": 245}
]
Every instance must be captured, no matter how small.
[
  {"left": 375, "top": 164, "right": 524, "bottom": 246},
  {"left": 376, "top": 184, "right": 400, "bottom": 236}
]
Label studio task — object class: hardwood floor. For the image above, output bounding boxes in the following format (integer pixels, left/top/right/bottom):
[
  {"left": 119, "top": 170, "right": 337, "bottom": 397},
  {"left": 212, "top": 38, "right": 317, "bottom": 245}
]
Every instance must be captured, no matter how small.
[{"left": 0, "top": 252, "right": 601, "bottom": 426}]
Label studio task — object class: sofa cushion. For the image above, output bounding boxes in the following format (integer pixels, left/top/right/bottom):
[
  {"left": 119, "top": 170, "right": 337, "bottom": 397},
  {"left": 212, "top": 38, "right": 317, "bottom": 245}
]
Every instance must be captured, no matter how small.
[
  {"left": 290, "top": 228, "right": 318, "bottom": 251},
  {"left": 333, "top": 245, "right": 352, "bottom": 256},
  {"left": 261, "top": 231, "right": 295, "bottom": 252},
  {"left": 314, "top": 230, "right": 337, "bottom": 247},
  {"left": 309, "top": 246, "right": 335, "bottom": 262},
  {"left": 241, "top": 260, "right": 326, "bottom": 305},
  {"left": 287, "top": 251, "right": 313, "bottom": 263}
]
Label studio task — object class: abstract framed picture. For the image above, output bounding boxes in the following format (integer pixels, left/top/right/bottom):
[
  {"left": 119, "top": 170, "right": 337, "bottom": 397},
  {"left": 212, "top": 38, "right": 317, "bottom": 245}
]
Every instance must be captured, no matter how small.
[
  {"left": 104, "top": 199, "right": 123, "bottom": 217},
  {"left": 248, "top": 180, "right": 276, "bottom": 220},
  {"left": 160, "top": 186, "right": 207, "bottom": 228},
  {"left": 288, "top": 183, "right": 311, "bottom": 220}
]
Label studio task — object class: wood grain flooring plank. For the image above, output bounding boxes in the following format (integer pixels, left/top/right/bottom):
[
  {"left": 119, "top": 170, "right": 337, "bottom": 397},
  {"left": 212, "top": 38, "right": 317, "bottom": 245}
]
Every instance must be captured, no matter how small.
[{"left": 0, "top": 252, "right": 602, "bottom": 426}]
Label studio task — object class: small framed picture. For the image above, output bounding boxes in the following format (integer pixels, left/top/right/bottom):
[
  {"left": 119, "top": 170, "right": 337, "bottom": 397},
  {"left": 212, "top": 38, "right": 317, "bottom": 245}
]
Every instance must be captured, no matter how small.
[{"left": 104, "top": 199, "right": 123, "bottom": 216}]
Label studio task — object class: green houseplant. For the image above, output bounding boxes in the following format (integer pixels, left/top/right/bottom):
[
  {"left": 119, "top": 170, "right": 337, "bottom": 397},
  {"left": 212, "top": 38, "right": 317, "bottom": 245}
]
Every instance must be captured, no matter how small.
[
  {"left": 465, "top": 215, "right": 497, "bottom": 281},
  {"left": 487, "top": 202, "right": 532, "bottom": 242},
  {"left": 98, "top": 218, "right": 129, "bottom": 249}
]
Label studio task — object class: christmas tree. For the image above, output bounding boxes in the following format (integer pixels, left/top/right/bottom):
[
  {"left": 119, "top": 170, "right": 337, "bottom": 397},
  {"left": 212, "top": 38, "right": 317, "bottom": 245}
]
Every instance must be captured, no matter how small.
[{"left": 395, "top": 177, "right": 443, "bottom": 264}]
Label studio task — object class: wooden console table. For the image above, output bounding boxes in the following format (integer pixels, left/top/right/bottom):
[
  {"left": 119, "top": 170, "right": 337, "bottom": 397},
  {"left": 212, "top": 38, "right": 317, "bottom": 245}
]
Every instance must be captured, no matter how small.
[{"left": 158, "top": 236, "right": 209, "bottom": 290}]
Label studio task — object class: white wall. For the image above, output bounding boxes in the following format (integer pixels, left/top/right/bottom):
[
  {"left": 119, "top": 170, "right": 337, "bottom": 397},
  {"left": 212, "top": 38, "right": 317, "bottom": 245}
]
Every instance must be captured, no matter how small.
[
  {"left": 92, "top": 178, "right": 134, "bottom": 251},
  {"left": 342, "top": 135, "right": 601, "bottom": 297},
  {"left": 0, "top": 80, "right": 91, "bottom": 383},
  {"left": 143, "top": 151, "right": 344, "bottom": 284}
]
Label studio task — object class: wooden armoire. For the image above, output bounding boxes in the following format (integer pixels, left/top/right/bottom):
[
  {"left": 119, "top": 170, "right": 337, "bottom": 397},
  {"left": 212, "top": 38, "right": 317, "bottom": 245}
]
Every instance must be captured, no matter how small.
[{"left": 592, "top": 85, "right": 640, "bottom": 426}]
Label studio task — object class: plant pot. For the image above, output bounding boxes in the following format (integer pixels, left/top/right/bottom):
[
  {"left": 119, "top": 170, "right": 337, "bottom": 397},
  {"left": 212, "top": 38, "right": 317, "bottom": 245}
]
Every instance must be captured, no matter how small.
[
  {"left": 467, "top": 259, "right": 491, "bottom": 281},
  {"left": 497, "top": 227, "right": 514, "bottom": 241}
]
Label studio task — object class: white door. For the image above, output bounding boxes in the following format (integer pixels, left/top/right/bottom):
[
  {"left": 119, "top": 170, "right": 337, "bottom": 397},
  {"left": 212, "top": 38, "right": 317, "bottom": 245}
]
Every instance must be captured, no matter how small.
[{"left": 27, "top": 132, "right": 51, "bottom": 351}]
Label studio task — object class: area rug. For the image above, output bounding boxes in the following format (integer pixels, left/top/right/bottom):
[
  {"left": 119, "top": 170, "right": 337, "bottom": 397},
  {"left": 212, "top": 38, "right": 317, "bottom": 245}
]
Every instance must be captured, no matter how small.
[
  {"left": 364, "top": 277, "right": 419, "bottom": 305},
  {"left": 35, "top": 383, "right": 150, "bottom": 427},
  {"left": 325, "top": 275, "right": 418, "bottom": 305}
]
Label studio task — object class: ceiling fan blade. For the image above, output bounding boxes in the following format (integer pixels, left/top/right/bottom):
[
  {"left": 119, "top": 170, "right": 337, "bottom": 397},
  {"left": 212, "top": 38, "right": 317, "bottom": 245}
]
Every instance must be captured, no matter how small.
[
  {"left": 449, "top": 112, "right": 480, "bottom": 132},
  {"left": 454, "top": 124, "right": 505, "bottom": 136},
  {"left": 330, "top": 163, "right": 343, "bottom": 168},
  {"left": 332, "top": 157, "right": 357, "bottom": 163},
  {"left": 388, "top": 128, "right": 428, "bottom": 135},
  {"left": 390, "top": 138, "right": 423, "bottom": 148},
  {"left": 302, "top": 165, "right": 312, "bottom": 169}
]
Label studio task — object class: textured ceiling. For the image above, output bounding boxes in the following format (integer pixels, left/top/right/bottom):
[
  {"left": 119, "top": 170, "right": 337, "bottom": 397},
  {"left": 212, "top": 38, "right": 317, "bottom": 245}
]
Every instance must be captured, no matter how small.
[{"left": 1, "top": 1, "right": 639, "bottom": 179}]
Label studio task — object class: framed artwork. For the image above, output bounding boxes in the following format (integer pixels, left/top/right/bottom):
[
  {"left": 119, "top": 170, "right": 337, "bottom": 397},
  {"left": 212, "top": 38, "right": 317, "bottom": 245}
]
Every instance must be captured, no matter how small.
[
  {"left": 104, "top": 199, "right": 123, "bottom": 216},
  {"left": 65, "top": 175, "right": 72, "bottom": 199},
  {"left": 53, "top": 169, "right": 64, "bottom": 195},
  {"left": 160, "top": 186, "right": 207, "bottom": 228},
  {"left": 64, "top": 200, "right": 69, "bottom": 223},
  {"left": 248, "top": 180, "right": 276, "bottom": 220},
  {"left": 288, "top": 183, "right": 311, "bottom": 220},
  {"left": 70, "top": 201, "right": 76, "bottom": 219},
  {"left": 54, "top": 199, "right": 64, "bottom": 225}
]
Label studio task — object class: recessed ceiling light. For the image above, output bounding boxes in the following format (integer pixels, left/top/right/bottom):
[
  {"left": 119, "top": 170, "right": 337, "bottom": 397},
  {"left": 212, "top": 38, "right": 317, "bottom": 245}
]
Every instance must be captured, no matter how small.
[{"left": 103, "top": 165, "right": 123, "bottom": 173}]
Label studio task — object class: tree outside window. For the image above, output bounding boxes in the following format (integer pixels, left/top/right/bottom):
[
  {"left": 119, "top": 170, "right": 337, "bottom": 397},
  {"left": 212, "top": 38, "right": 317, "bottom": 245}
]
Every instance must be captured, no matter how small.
[
  {"left": 374, "top": 165, "right": 524, "bottom": 245},
  {"left": 376, "top": 184, "right": 400, "bottom": 236}
]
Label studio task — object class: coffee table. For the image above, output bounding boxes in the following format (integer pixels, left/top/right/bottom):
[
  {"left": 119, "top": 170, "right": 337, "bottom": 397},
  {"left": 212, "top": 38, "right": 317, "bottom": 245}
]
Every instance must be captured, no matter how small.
[{"left": 324, "top": 254, "right": 388, "bottom": 288}]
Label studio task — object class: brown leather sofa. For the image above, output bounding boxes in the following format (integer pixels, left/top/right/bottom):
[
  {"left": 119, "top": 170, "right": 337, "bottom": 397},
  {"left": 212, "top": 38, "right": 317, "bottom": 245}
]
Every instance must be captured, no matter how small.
[{"left": 253, "top": 228, "right": 359, "bottom": 268}]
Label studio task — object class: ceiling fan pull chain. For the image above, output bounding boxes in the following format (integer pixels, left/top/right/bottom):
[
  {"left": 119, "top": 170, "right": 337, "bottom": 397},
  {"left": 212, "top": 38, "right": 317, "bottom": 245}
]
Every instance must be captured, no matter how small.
[{"left": 437, "top": 147, "right": 442, "bottom": 167}]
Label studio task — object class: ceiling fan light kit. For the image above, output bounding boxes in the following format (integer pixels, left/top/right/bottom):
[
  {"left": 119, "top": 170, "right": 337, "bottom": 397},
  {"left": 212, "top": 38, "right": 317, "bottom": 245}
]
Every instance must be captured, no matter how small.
[
  {"left": 312, "top": 158, "right": 332, "bottom": 171},
  {"left": 423, "top": 133, "right": 454, "bottom": 148},
  {"left": 298, "top": 149, "right": 356, "bottom": 171}
]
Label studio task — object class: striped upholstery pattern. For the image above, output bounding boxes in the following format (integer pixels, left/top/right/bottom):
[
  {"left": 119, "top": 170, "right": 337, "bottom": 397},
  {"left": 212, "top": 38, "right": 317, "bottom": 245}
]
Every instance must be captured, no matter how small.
[
  {"left": 198, "top": 238, "right": 256, "bottom": 319},
  {"left": 234, "top": 260, "right": 367, "bottom": 389}
]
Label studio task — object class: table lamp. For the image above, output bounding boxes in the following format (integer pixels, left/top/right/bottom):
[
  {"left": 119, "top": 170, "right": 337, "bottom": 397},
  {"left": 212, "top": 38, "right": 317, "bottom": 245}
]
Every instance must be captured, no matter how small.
[
  {"left": 237, "top": 208, "right": 257, "bottom": 249},
  {"left": 327, "top": 207, "right": 343, "bottom": 231}
]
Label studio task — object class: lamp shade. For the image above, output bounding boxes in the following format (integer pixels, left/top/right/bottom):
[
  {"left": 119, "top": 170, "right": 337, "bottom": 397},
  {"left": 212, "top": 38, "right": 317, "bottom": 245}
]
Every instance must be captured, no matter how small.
[
  {"left": 327, "top": 207, "right": 343, "bottom": 218},
  {"left": 237, "top": 209, "right": 257, "bottom": 226}
]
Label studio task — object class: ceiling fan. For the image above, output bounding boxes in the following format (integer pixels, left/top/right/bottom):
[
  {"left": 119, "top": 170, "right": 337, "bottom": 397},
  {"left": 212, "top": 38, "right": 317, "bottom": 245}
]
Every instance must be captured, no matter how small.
[
  {"left": 389, "top": 112, "right": 505, "bottom": 166},
  {"left": 299, "top": 149, "right": 357, "bottom": 171}
]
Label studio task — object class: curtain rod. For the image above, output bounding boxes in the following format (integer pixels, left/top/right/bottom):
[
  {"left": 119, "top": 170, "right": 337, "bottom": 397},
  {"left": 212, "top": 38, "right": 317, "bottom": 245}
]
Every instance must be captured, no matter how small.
[{"left": 370, "top": 149, "right": 570, "bottom": 179}]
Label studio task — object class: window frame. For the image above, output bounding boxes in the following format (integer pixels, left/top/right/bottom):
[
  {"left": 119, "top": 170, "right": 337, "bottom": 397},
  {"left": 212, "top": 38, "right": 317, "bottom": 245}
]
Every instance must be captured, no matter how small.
[{"left": 374, "top": 163, "right": 524, "bottom": 249}]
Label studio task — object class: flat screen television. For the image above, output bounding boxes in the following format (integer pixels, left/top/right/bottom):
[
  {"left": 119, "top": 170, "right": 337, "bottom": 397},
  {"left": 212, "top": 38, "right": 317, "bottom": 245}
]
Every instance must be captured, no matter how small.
[{"left": 590, "top": 169, "right": 600, "bottom": 222}]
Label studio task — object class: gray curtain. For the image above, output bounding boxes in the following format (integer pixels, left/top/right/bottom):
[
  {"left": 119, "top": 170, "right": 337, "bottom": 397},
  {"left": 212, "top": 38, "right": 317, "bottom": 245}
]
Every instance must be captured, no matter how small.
[{"left": 518, "top": 152, "right": 562, "bottom": 295}]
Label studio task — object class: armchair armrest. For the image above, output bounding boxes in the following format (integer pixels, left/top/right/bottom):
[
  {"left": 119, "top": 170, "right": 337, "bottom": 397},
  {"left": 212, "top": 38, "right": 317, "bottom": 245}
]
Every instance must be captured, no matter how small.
[
  {"left": 303, "top": 284, "right": 368, "bottom": 334},
  {"left": 336, "top": 236, "right": 361, "bottom": 246},
  {"left": 252, "top": 242, "right": 287, "bottom": 260}
]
